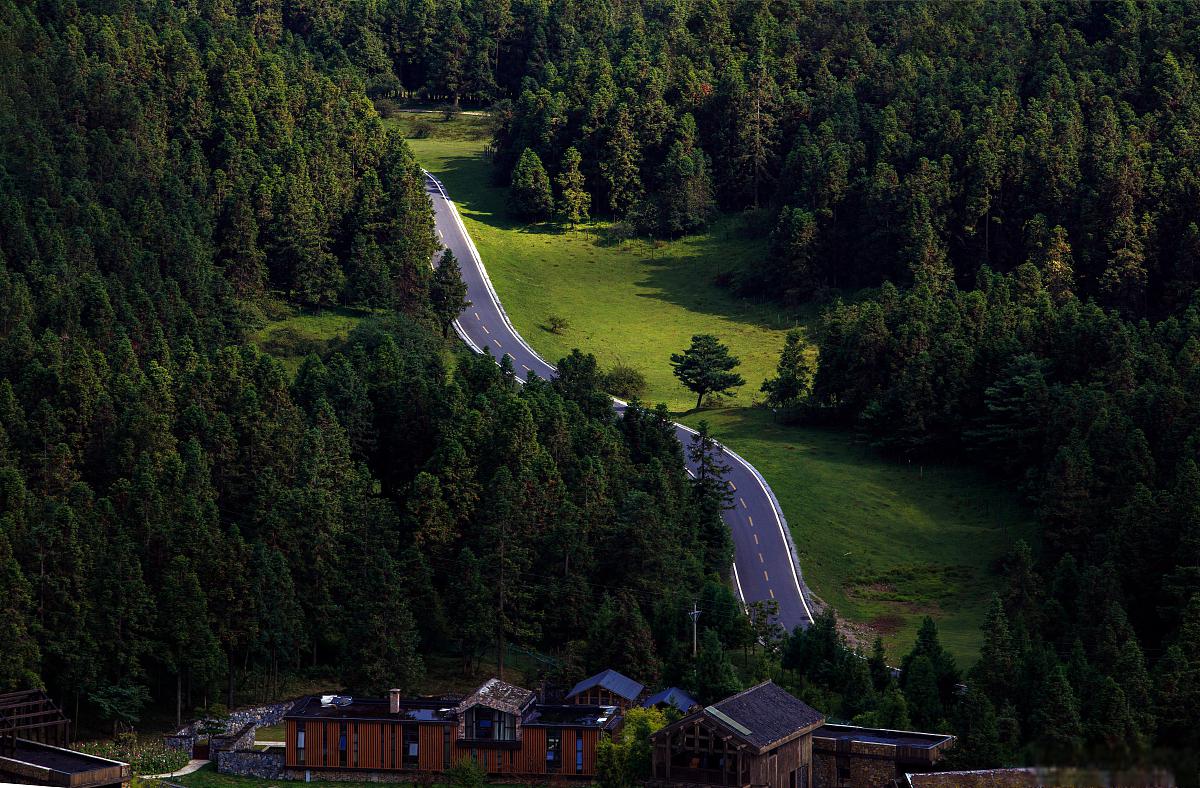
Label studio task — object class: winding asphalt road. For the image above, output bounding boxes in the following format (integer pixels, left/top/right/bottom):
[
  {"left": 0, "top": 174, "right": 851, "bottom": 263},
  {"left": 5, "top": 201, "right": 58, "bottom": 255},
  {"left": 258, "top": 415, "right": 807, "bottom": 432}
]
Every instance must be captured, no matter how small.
[{"left": 425, "top": 172, "right": 815, "bottom": 633}]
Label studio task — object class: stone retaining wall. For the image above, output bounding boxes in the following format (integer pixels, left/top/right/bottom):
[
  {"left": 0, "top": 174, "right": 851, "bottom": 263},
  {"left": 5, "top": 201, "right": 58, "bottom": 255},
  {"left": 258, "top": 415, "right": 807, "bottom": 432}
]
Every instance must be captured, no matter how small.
[
  {"left": 162, "top": 734, "right": 195, "bottom": 759},
  {"left": 211, "top": 722, "right": 256, "bottom": 757},
  {"left": 217, "top": 749, "right": 285, "bottom": 780},
  {"left": 170, "top": 700, "right": 296, "bottom": 737}
]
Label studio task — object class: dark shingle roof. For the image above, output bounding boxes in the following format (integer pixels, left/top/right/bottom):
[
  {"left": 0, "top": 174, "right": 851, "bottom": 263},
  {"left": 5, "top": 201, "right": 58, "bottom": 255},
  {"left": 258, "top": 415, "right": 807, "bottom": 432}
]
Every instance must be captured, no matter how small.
[
  {"left": 642, "top": 687, "right": 698, "bottom": 713},
  {"left": 566, "top": 669, "right": 644, "bottom": 702},
  {"left": 455, "top": 678, "right": 536, "bottom": 716},
  {"left": 708, "top": 681, "right": 824, "bottom": 749}
]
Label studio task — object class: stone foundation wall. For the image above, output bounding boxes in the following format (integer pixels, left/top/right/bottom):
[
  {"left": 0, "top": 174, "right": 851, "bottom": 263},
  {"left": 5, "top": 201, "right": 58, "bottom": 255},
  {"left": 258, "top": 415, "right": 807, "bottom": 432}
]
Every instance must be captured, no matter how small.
[
  {"left": 812, "top": 740, "right": 898, "bottom": 788},
  {"left": 217, "top": 749, "right": 285, "bottom": 780}
]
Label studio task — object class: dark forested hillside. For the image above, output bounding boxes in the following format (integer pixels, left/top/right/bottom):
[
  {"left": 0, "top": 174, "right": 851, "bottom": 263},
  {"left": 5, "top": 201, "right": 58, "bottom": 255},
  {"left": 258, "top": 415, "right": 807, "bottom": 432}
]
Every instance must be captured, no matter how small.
[{"left": 0, "top": 0, "right": 733, "bottom": 733}]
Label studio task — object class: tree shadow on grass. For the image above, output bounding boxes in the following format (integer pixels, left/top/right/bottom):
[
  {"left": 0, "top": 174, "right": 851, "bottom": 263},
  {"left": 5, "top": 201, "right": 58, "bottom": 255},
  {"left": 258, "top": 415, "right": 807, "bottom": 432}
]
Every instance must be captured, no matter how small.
[
  {"left": 632, "top": 247, "right": 815, "bottom": 333},
  {"left": 426, "top": 152, "right": 567, "bottom": 238}
]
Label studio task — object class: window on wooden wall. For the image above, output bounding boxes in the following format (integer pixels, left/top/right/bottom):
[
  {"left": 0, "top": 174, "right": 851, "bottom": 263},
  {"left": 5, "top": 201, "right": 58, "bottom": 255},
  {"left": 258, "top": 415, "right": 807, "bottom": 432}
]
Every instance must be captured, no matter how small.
[
  {"left": 296, "top": 723, "right": 305, "bottom": 765},
  {"left": 403, "top": 725, "right": 419, "bottom": 768},
  {"left": 352, "top": 724, "right": 359, "bottom": 767},
  {"left": 443, "top": 726, "right": 451, "bottom": 769},
  {"left": 575, "top": 735, "right": 584, "bottom": 774},
  {"left": 546, "top": 729, "right": 562, "bottom": 773},
  {"left": 338, "top": 723, "right": 347, "bottom": 767}
]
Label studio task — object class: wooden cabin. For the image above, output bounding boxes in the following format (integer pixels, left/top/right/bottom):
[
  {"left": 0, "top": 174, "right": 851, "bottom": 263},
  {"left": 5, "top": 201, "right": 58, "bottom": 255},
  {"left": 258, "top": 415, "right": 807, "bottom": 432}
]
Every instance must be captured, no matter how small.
[
  {"left": 650, "top": 682, "right": 824, "bottom": 788},
  {"left": 642, "top": 686, "right": 699, "bottom": 715},
  {"left": 0, "top": 689, "right": 130, "bottom": 788},
  {"left": 565, "top": 669, "right": 644, "bottom": 711},
  {"left": 283, "top": 678, "right": 619, "bottom": 781}
]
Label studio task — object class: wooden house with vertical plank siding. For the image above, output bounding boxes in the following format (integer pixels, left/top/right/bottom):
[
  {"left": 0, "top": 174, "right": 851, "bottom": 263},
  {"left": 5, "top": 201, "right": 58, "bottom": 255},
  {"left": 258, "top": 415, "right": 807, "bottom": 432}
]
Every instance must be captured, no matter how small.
[
  {"left": 566, "top": 669, "right": 644, "bottom": 711},
  {"left": 282, "top": 678, "right": 619, "bottom": 781},
  {"left": 650, "top": 682, "right": 824, "bottom": 788}
]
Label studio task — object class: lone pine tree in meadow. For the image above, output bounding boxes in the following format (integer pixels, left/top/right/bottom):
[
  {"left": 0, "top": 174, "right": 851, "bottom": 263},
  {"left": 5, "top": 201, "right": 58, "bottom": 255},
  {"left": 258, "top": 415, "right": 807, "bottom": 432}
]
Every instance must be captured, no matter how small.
[
  {"left": 431, "top": 249, "right": 471, "bottom": 338},
  {"left": 671, "top": 334, "right": 745, "bottom": 410},
  {"left": 508, "top": 147, "right": 553, "bottom": 220}
]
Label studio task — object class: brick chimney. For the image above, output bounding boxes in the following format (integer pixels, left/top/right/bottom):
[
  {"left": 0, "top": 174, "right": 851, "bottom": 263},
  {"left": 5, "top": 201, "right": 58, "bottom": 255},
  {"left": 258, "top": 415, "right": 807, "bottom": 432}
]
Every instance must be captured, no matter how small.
[{"left": 389, "top": 688, "right": 402, "bottom": 714}]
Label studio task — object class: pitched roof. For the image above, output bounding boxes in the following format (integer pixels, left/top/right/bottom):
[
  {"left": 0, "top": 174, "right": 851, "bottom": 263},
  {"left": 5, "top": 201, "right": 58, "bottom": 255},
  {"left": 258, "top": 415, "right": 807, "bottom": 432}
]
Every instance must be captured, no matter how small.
[
  {"left": 566, "top": 669, "right": 644, "bottom": 702},
  {"left": 642, "top": 687, "right": 698, "bottom": 713},
  {"left": 455, "top": 678, "right": 536, "bottom": 717},
  {"left": 707, "top": 681, "right": 824, "bottom": 750}
]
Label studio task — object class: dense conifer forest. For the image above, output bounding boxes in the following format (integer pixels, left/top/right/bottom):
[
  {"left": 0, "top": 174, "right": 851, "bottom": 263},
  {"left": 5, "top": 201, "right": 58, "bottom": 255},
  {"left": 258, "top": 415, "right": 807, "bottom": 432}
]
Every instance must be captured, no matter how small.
[
  {"left": 4, "top": 0, "right": 1200, "bottom": 779},
  {"left": 0, "top": 0, "right": 733, "bottom": 737}
]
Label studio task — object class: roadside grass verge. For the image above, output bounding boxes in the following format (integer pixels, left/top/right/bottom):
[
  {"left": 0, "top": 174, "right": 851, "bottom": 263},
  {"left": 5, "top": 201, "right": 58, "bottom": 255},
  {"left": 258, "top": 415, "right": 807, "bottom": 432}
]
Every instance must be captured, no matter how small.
[{"left": 398, "top": 115, "right": 1034, "bottom": 666}]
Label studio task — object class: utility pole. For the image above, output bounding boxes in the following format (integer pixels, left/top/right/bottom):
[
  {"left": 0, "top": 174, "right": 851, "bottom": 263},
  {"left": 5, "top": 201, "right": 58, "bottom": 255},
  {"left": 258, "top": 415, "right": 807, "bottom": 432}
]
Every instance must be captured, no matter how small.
[{"left": 689, "top": 603, "right": 702, "bottom": 657}]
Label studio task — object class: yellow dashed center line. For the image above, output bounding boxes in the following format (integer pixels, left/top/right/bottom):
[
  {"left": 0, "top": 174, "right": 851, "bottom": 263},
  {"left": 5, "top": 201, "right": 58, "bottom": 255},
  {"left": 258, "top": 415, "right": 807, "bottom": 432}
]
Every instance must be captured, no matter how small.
[
  {"left": 474, "top": 312, "right": 480, "bottom": 320},
  {"left": 481, "top": 325, "right": 490, "bottom": 334},
  {"left": 769, "top": 589, "right": 775, "bottom": 599},
  {"left": 494, "top": 339, "right": 502, "bottom": 347},
  {"left": 747, "top": 516, "right": 754, "bottom": 527},
  {"left": 763, "top": 570, "right": 769, "bottom": 582},
  {"left": 758, "top": 553, "right": 764, "bottom": 563},
  {"left": 727, "top": 480, "right": 737, "bottom": 491},
  {"left": 740, "top": 497, "right": 747, "bottom": 508},
  {"left": 753, "top": 533, "right": 759, "bottom": 545},
  {"left": 522, "top": 364, "right": 531, "bottom": 371}
]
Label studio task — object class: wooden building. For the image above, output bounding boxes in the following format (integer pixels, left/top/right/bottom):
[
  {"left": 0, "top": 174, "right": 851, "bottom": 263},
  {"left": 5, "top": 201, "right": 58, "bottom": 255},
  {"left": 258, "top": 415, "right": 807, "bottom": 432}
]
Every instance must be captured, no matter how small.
[
  {"left": 565, "top": 669, "right": 644, "bottom": 711},
  {"left": 650, "top": 681, "right": 825, "bottom": 788},
  {"left": 642, "top": 686, "right": 699, "bottom": 715},
  {"left": 282, "top": 678, "right": 619, "bottom": 781},
  {"left": 811, "top": 724, "right": 955, "bottom": 788},
  {"left": 0, "top": 689, "right": 130, "bottom": 788}
]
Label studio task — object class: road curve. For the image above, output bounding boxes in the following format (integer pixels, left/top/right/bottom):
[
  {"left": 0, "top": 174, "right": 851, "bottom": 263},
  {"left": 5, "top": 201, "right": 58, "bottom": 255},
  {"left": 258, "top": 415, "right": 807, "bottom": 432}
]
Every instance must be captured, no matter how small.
[{"left": 424, "top": 171, "right": 816, "bottom": 633}]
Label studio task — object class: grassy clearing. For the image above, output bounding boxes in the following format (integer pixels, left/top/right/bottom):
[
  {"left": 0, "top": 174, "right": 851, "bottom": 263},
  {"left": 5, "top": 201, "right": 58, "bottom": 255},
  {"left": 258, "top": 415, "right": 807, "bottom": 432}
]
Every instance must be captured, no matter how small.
[
  {"left": 397, "top": 115, "right": 1033, "bottom": 666},
  {"left": 250, "top": 301, "right": 372, "bottom": 378},
  {"left": 394, "top": 115, "right": 799, "bottom": 411},
  {"left": 253, "top": 723, "right": 285, "bottom": 742},
  {"left": 686, "top": 409, "right": 1036, "bottom": 665}
]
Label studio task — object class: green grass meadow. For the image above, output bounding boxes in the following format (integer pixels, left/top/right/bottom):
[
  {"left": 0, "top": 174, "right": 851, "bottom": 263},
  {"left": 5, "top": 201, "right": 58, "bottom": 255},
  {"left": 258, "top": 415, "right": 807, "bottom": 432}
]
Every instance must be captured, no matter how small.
[
  {"left": 389, "top": 113, "right": 1035, "bottom": 665},
  {"left": 250, "top": 301, "right": 372, "bottom": 378}
]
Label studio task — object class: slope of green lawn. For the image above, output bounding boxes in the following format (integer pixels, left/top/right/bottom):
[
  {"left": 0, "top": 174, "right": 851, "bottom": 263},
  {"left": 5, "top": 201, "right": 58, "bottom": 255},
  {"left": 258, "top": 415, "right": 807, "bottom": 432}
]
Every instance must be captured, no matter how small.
[
  {"left": 692, "top": 409, "right": 1035, "bottom": 664},
  {"left": 397, "top": 115, "right": 1034, "bottom": 666}
]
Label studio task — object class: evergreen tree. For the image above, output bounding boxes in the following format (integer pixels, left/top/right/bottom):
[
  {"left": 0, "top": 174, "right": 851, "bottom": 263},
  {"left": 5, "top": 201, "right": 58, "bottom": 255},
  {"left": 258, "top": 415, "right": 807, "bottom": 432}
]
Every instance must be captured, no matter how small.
[
  {"left": 601, "top": 105, "right": 643, "bottom": 217},
  {"left": 903, "top": 655, "right": 942, "bottom": 730},
  {"left": 556, "top": 146, "right": 590, "bottom": 227},
  {"left": 0, "top": 529, "right": 40, "bottom": 691},
  {"left": 671, "top": 335, "right": 746, "bottom": 410},
  {"left": 761, "top": 329, "right": 813, "bottom": 413},
  {"left": 159, "top": 555, "right": 222, "bottom": 728},
  {"left": 508, "top": 148, "right": 554, "bottom": 220},
  {"left": 430, "top": 249, "right": 471, "bottom": 338},
  {"left": 948, "top": 688, "right": 1002, "bottom": 769},
  {"left": 868, "top": 637, "right": 892, "bottom": 693},
  {"left": 693, "top": 629, "right": 740, "bottom": 704},
  {"left": 972, "top": 595, "right": 1017, "bottom": 705},
  {"left": 1032, "top": 666, "right": 1084, "bottom": 764}
]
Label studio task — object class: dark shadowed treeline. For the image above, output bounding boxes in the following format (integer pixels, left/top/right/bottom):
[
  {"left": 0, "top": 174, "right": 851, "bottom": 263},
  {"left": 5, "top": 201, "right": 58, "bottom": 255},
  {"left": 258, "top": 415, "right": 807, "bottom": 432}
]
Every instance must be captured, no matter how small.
[{"left": 0, "top": 0, "right": 735, "bottom": 733}]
